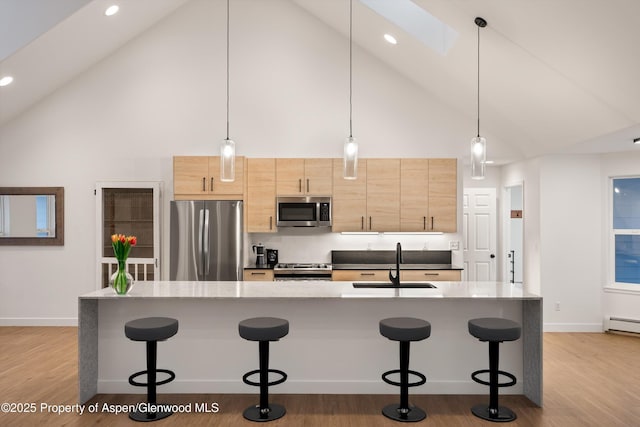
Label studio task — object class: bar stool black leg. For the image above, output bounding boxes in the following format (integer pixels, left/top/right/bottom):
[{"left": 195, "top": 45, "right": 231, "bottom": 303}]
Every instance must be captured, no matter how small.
[
  {"left": 148, "top": 341, "right": 157, "bottom": 406},
  {"left": 129, "top": 341, "right": 173, "bottom": 422},
  {"left": 382, "top": 341, "right": 426, "bottom": 422},
  {"left": 258, "top": 341, "right": 270, "bottom": 417},
  {"left": 471, "top": 341, "right": 517, "bottom": 422},
  {"left": 243, "top": 340, "right": 286, "bottom": 422},
  {"left": 399, "top": 341, "right": 409, "bottom": 415}
]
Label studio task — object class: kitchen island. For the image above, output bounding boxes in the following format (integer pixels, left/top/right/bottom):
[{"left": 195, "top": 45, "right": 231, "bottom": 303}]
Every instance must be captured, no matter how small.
[{"left": 79, "top": 281, "right": 542, "bottom": 406}]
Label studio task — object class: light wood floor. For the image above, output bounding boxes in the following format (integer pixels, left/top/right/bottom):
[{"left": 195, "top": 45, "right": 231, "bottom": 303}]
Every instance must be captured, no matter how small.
[{"left": 1, "top": 327, "right": 639, "bottom": 426}]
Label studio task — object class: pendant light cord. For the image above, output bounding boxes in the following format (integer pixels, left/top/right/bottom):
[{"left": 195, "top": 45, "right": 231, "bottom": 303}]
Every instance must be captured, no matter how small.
[
  {"left": 349, "top": 0, "right": 353, "bottom": 138},
  {"left": 476, "top": 22, "right": 480, "bottom": 138},
  {"left": 226, "top": 0, "right": 230, "bottom": 140}
]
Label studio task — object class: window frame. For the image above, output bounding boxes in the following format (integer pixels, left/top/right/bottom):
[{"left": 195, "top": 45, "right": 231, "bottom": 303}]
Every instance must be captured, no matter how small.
[{"left": 608, "top": 175, "right": 640, "bottom": 292}]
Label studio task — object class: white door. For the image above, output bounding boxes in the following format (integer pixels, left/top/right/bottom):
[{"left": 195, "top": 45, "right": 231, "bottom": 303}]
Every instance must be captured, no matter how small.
[{"left": 463, "top": 188, "right": 497, "bottom": 281}]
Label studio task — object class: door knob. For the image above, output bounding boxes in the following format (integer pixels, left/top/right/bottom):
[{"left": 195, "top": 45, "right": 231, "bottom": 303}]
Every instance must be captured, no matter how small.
[{"left": 490, "top": 254, "right": 496, "bottom": 259}]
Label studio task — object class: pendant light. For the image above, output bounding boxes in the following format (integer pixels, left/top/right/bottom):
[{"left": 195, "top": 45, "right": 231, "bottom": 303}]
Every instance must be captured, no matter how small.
[
  {"left": 470, "top": 17, "right": 487, "bottom": 180},
  {"left": 220, "top": 0, "right": 235, "bottom": 182},
  {"left": 343, "top": 0, "right": 358, "bottom": 180}
]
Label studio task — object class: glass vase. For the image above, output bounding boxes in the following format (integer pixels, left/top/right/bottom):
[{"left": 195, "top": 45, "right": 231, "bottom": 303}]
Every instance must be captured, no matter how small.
[{"left": 110, "top": 260, "right": 134, "bottom": 295}]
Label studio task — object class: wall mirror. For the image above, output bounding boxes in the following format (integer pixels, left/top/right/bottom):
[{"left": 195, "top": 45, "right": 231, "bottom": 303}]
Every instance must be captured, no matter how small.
[{"left": 0, "top": 187, "right": 64, "bottom": 246}]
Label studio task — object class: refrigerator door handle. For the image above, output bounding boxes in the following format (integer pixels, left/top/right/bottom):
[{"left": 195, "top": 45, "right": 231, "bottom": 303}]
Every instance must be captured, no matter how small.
[
  {"left": 198, "top": 209, "right": 204, "bottom": 276},
  {"left": 204, "top": 209, "right": 210, "bottom": 276}
]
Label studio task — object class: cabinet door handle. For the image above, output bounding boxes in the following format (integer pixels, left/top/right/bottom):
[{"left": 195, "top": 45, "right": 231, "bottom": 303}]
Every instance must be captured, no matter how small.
[
  {"left": 431, "top": 216, "right": 434, "bottom": 230},
  {"left": 361, "top": 216, "right": 364, "bottom": 230},
  {"left": 369, "top": 216, "right": 372, "bottom": 230},
  {"left": 299, "top": 179, "right": 302, "bottom": 193},
  {"left": 269, "top": 216, "right": 273, "bottom": 230},
  {"left": 210, "top": 177, "right": 214, "bottom": 192},
  {"left": 423, "top": 216, "right": 426, "bottom": 230},
  {"left": 251, "top": 272, "right": 266, "bottom": 276},
  {"left": 424, "top": 273, "right": 440, "bottom": 276},
  {"left": 202, "top": 177, "right": 206, "bottom": 192},
  {"left": 306, "top": 179, "right": 310, "bottom": 193},
  {"left": 360, "top": 272, "right": 375, "bottom": 276}
]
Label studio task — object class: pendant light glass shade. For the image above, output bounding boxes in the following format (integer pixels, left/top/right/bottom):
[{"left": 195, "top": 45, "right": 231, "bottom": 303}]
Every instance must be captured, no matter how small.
[
  {"left": 470, "top": 136, "right": 486, "bottom": 180},
  {"left": 343, "top": 136, "right": 358, "bottom": 179},
  {"left": 220, "top": 138, "right": 235, "bottom": 182}
]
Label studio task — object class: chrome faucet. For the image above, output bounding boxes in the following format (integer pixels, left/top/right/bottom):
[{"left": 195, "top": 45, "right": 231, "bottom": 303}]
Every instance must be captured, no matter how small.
[{"left": 389, "top": 242, "right": 402, "bottom": 286}]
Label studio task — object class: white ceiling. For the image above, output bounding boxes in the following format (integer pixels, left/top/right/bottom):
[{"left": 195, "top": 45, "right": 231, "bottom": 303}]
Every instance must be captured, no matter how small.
[{"left": 1, "top": 0, "right": 639, "bottom": 164}]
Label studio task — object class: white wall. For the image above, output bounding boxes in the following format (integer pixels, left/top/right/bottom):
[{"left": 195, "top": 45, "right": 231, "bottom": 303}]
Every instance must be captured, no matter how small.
[
  {"left": 539, "top": 155, "right": 603, "bottom": 331},
  {"left": 502, "top": 158, "right": 542, "bottom": 296},
  {"left": 0, "top": 0, "right": 471, "bottom": 325}
]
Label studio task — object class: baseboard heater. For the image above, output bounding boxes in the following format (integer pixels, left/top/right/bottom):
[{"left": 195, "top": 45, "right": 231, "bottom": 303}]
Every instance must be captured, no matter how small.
[{"left": 604, "top": 316, "right": 640, "bottom": 334}]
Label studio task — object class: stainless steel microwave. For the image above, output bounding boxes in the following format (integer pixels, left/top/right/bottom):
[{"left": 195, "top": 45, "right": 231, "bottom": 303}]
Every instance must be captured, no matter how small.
[{"left": 276, "top": 196, "right": 331, "bottom": 227}]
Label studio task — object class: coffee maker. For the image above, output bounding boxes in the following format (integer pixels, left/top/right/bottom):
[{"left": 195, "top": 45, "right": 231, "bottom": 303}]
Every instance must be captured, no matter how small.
[
  {"left": 252, "top": 243, "right": 265, "bottom": 267},
  {"left": 266, "top": 249, "right": 278, "bottom": 267}
]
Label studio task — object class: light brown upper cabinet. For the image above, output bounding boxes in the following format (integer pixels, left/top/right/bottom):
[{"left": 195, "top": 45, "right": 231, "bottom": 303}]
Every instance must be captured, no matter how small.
[
  {"left": 173, "top": 156, "right": 244, "bottom": 199},
  {"left": 331, "top": 158, "right": 401, "bottom": 232},
  {"left": 246, "top": 158, "right": 276, "bottom": 233},
  {"left": 400, "top": 159, "right": 430, "bottom": 231},
  {"left": 400, "top": 158, "right": 457, "bottom": 232},
  {"left": 276, "top": 158, "right": 333, "bottom": 196},
  {"left": 427, "top": 159, "right": 457, "bottom": 232},
  {"left": 366, "top": 159, "right": 401, "bottom": 232},
  {"left": 331, "top": 158, "right": 367, "bottom": 232}
]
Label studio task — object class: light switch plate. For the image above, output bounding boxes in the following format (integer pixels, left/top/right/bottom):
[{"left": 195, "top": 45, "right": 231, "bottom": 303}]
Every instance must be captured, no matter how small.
[{"left": 449, "top": 241, "right": 460, "bottom": 250}]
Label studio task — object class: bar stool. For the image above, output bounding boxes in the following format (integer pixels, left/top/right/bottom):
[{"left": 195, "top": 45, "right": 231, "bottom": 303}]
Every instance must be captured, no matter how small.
[
  {"left": 239, "top": 317, "right": 289, "bottom": 422},
  {"left": 124, "top": 317, "right": 179, "bottom": 422},
  {"left": 468, "top": 317, "right": 521, "bottom": 423},
  {"left": 379, "top": 317, "right": 431, "bottom": 422}
]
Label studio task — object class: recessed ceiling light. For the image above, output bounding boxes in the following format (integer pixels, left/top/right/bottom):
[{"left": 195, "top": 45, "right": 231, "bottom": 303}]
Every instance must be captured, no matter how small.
[
  {"left": 384, "top": 34, "right": 397, "bottom": 44},
  {"left": 105, "top": 5, "right": 119, "bottom": 16},
  {"left": 634, "top": 137, "right": 640, "bottom": 145},
  {"left": 0, "top": 76, "right": 14, "bottom": 87}
]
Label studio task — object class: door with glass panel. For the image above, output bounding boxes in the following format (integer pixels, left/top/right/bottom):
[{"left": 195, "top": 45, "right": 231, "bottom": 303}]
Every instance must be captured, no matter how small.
[{"left": 95, "top": 182, "right": 161, "bottom": 288}]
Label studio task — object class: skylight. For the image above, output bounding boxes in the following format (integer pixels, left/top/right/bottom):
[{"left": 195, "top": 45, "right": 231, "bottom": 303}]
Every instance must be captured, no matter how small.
[{"left": 359, "top": 0, "right": 458, "bottom": 55}]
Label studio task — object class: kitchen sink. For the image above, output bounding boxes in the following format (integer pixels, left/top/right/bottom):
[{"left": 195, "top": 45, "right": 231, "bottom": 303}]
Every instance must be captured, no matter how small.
[{"left": 352, "top": 282, "right": 437, "bottom": 289}]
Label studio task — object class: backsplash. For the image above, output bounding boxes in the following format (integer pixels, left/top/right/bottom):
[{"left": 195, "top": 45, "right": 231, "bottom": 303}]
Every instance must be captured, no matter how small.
[{"left": 246, "top": 228, "right": 463, "bottom": 266}]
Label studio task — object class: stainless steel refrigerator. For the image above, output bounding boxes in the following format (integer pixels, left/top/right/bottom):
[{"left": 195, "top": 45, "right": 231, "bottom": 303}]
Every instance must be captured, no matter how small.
[{"left": 170, "top": 200, "right": 243, "bottom": 281}]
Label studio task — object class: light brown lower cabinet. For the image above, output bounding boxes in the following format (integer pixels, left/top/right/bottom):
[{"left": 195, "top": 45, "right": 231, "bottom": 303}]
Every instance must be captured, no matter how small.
[
  {"left": 400, "top": 270, "right": 461, "bottom": 281},
  {"left": 332, "top": 270, "right": 389, "bottom": 281},
  {"left": 332, "top": 269, "right": 461, "bottom": 281},
  {"left": 243, "top": 269, "right": 274, "bottom": 281}
]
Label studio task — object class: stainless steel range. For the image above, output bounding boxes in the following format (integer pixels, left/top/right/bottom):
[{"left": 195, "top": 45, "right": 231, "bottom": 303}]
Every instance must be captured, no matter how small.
[{"left": 273, "top": 263, "right": 332, "bottom": 281}]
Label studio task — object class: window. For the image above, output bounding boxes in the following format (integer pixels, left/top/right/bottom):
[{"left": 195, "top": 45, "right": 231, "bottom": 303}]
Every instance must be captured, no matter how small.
[
  {"left": 35, "top": 195, "right": 55, "bottom": 237},
  {"left": 0, "top": 196, "right": 6, "bottom": 236},
  {"left": 612, "top": 177, "right": 640, "bottom": 286}
]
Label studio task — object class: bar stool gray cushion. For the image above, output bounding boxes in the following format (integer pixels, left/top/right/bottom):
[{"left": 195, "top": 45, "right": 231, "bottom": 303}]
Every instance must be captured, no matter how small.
[
  {"left": 125, "top": 317, "right": 179, "bottom": 342},
  {"left": 380, "top": 317, "right": 431, "bottom": 342},
  {"left": 468, "top": 317, "right": 521, "bottom": 342},
  {"left": 239, "top": 317, "right": 289, "bottom": 341}
]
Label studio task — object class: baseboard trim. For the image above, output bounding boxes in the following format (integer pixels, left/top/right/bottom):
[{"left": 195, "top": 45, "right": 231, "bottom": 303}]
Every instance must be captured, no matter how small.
[
  {"left": 0, "top": 318, "right": 78, "bottom": 326},
  {"left": 543, "top": 322, "right": 602, "bottom": 332}
]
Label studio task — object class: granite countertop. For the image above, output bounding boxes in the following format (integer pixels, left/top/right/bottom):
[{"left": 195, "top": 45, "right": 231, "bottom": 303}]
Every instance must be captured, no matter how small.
[
  {"left": 81, "top": 281, "right": 539, "bottom": 300},
  {"left": 332, "top": 263, "right": 463, "bottom": 270}
]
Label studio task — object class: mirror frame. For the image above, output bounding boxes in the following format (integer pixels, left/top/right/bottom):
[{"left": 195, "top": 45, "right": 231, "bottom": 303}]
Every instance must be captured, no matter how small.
[{"left": 0, "top": 187, "right": 65, "bottom": 246}]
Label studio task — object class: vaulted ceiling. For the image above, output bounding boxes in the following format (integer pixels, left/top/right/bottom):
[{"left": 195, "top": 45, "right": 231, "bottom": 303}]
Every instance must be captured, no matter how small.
[{"left": 2, "top": 0, "right": 639, "bottom": 164}]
